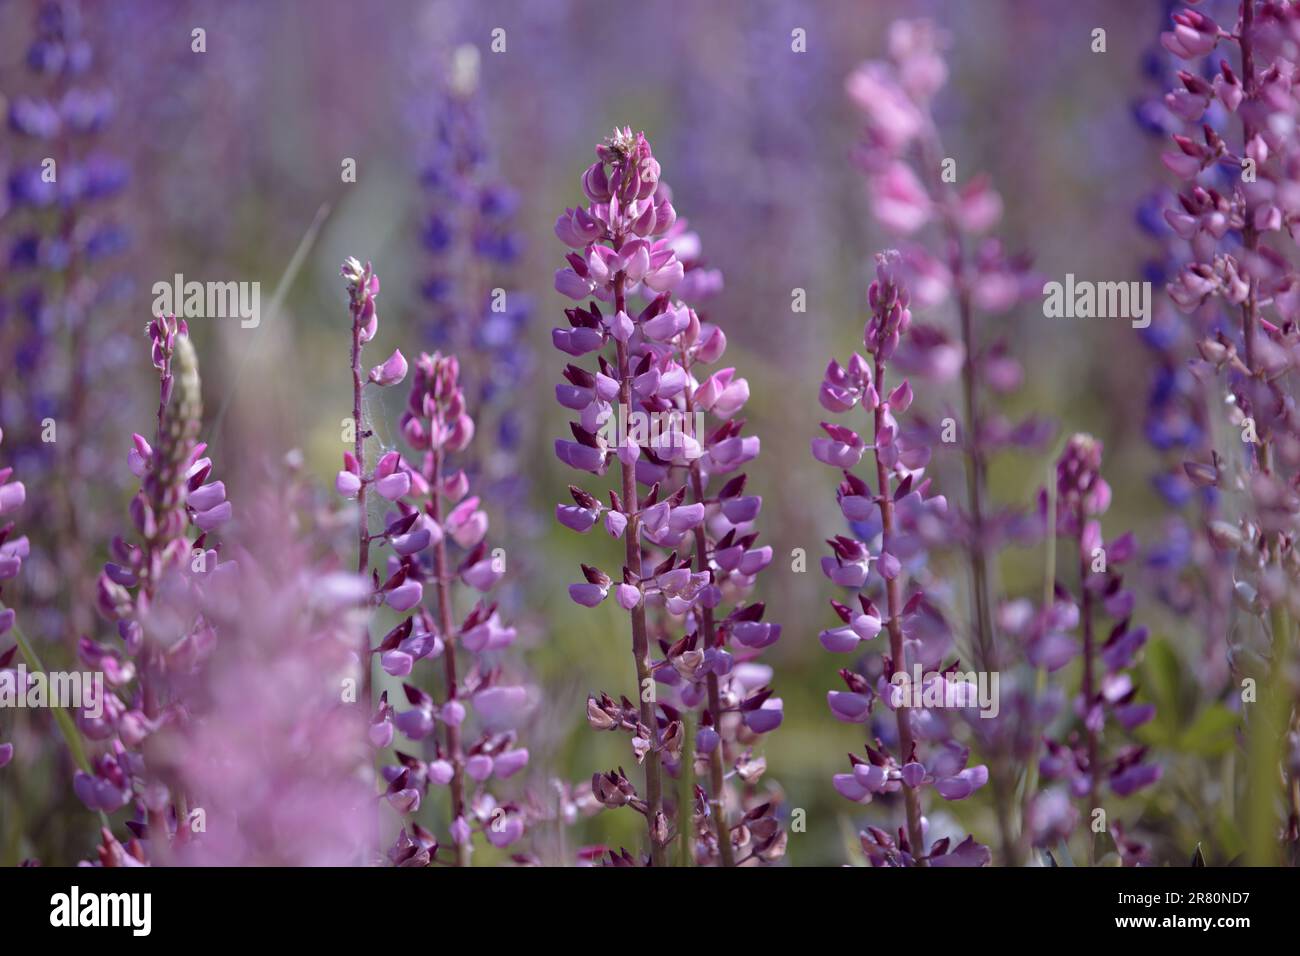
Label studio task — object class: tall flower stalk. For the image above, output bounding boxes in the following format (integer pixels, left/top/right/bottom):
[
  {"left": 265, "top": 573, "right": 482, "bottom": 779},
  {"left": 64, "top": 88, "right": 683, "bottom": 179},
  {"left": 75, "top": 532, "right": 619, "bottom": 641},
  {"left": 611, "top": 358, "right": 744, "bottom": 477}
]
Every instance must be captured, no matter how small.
[
  {"left": 340, "top": 258, "right": 389, "bottom": 713},
  {"left": 2, "top": 0, "right": 132, "bottom": 639},
  {"left": 1038, "top": 435, "right": 1161, "bottom": 865},
  {"left": 372, "top": 351, "right": 531, "bottom": 866},
  {"left": 417, "top": 45, "right": 533, "bottom": 552},
  {"left": 1158, "top": 0, "right": 1300, "bottom": 864},
  {"left": 1132, "top": 3, "right": 1234, "bottom": 691},
  {"left": 335, "top": 260, "right": 529, "bottom": 864},
  {"left": 845, "top": 19, "right": 1049, "bottom": 865},
  {"left": 77, "top": 315, "right": 234, "bottom": 861},
  {"left": 554, "top": 129, "right": 782, "bottom": 865},
  {"left": 551, "top": 129, "right": 680, "bottom": 865},
  {"left": 818, "top": 251, "right": 989, "bottom": 867}
]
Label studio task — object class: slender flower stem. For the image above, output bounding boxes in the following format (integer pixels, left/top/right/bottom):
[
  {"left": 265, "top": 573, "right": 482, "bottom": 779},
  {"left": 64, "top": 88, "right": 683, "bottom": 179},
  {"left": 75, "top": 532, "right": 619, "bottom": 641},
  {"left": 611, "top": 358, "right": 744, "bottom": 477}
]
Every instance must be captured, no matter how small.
[
  {"left": 613, "top": 270, "right": 668, "bottom": 867},
  {"left": 872, "top": 354, "right": 926, "bottom": 864},
  {"left": 676, "top": 711, "right": 696, "bottom": 867},
  {"left": 348, "top": 293, "right": 379, "bottom": 866},
  {"left": 955, "top": 253, "right": 1021, "bottom": 867},
  {"left": 1077, "top": 500, "right": 1101, "bottom": 864},
  {"left": 678, "top": 353, "right": 736, "bottom": 867},
  {"left": 351, "top": 315, "right": 372, "bottom": 713},
  {"left": 689, "top": 474, "right": 735, "bottom": 865},
  {"left": 955, "top": 284, "right": 996, "bottom": 673},
  {"left": 5, "top": 610, "right": 93, "bottom": 777},
  {"left": 925, "top": 129, "right": 1020, "bottom": 864},
  {"left": 429, "top": 445, "right": 471, "bottom": 867}
]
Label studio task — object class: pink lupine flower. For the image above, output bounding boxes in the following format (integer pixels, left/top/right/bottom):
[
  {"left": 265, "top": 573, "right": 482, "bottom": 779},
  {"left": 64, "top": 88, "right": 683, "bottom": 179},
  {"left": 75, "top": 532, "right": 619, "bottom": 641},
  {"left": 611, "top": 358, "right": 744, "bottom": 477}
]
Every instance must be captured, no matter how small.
[
  {"left": 162, "top": 518, "right": 373, "bottom": 866},
  {"left": 368, "top": 348, "right": 409, "bottom": 387},
  {"left": 552, "top": 129, "right": 784, "bottom": 866},
  {"left": 1160, "top": 8, "right": 1220, "bottom": 59}
]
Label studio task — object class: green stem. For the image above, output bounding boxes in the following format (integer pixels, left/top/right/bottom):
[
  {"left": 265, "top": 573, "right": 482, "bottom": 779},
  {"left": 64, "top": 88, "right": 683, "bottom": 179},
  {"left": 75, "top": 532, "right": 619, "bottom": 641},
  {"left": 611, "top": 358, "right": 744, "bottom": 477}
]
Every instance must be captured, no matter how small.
[
  {"left": 677, "top": 712, "right": 695, "bottom": 867},
  {"left": 1245, "top": 598, "right": 1290, "bottom": 865},
  {"left": 5, "top": 610, "right": 92, "bottom": 775}
]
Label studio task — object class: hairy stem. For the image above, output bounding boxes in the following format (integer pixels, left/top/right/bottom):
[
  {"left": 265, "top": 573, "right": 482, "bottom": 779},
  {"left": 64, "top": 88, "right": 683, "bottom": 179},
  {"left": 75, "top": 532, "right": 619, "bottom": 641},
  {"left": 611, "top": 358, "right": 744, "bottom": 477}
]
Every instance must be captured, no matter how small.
[
  {"left": 351, "top": 315, "right": 372, "bottom": 710},
  {"left": 614, "top": 271, "right": 668, "bottom": 867},
  {"left": 430, "top": 446, "right": 471, "bottom": 867},
  {"left": 1078, "top": 502, "right": 1101, "bottom": 865},
  {"left": 871, "top": 355, "right": 926, "bottom": 864},
  {"left": 679, "top": 357, "right": 736, "bottom": 866}
]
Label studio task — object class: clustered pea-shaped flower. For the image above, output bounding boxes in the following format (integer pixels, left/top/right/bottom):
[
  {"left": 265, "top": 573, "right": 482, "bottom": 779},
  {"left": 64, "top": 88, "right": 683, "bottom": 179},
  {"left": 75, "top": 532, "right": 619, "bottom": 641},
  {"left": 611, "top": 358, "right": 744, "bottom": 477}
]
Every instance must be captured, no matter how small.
[
  {"left": 1129, "top": 3, "right": 1237, "bottom": 694},
  {"left": 846, "top": 17, "right": 1058, "bottom": 870},
  {"left": 343, "top": 348, "right": 531, "bottom": 865},
  {"left": 73, "top": 317, "right": 235, "bottom": 864},
  {"left": 816, "top": 251, "right": 990, "bottom": 867},
  {"left": 1023, "top": 435, "right": 1160, "bottom": 863},
  {"left": 553, "top": 129, "right": 783, "bottom": 866},
  {"left": 1155, "top": 0, "right": 1300, "bottom": 863}
]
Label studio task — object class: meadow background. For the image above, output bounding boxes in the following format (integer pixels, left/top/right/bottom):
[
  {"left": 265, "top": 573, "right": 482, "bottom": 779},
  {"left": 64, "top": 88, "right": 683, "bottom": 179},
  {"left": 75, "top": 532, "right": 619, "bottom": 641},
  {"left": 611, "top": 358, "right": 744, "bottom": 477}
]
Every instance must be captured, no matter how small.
[{"left": 1, "top": 0, "right": 1237, "bottom": 866}]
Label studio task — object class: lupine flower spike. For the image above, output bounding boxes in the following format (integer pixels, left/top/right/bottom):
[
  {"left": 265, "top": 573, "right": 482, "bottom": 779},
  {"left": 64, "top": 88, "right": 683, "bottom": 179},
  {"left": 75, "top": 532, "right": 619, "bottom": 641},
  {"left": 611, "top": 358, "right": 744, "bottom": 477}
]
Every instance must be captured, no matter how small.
[
  {"left": 816, "top": 251, "right": 990, "bottom": 867},
  {"left": 1037, "top": 435, "right": 1160, "bottom": 865},
  {"left": 554, "top": 129, "right": 785, "bottom": 865},
  {"left": 78, "top": 315, "right": 234, "bottom": 861},
  {"left": 1157, "top": 0, "right": 1300, "bottom": 864},
  {"left": 372, "top": 351, "right": 532, "bottom": 865}
]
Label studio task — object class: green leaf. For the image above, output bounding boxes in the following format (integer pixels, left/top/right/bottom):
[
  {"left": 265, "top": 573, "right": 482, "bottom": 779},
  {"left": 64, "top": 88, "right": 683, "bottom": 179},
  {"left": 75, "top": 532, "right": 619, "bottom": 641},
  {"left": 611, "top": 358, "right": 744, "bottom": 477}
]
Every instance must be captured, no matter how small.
[
  {"left": 1144, "top": 637, "right": 1181, "bottom": 717},
  {"left": 1177, "top": 705, "right": 1240, "bottom": 757}
]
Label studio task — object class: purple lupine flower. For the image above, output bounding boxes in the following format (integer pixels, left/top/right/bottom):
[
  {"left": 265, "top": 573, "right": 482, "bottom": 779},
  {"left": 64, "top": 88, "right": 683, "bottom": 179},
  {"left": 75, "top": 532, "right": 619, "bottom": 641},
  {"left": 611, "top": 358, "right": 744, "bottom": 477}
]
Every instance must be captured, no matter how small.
[
  {"left": 846, "top": 18, "right": 1055, "bottom": 867},
  {"left": 1, "top": 0, "right": 134, "bottom": 642},
  {"left": 346, "top": 350, "right": 533, "bottom": 865},
  {"left": 1154, "top": 0, "right": 1300, "bottom": 864},
  {"left": 1131, "top": 12, "right": 1231, "bottom": 681},
  {"left": 553, "top": 129, "right": 783, "bottom": 866},
  {"left": 416, "top": 46, "right": 535, "bottom": 560},
  {"left": 816, "top": 251, "right": 989, "bottom": 867},
  {"left": 339, "top": 257, "right": 407, "bottom": 711},
  {"left": 74, "top": 317, "right": 234, "bottom": 862},
  {"left": 1034, "top": 434, "right": 1161, "bottom": 863}
]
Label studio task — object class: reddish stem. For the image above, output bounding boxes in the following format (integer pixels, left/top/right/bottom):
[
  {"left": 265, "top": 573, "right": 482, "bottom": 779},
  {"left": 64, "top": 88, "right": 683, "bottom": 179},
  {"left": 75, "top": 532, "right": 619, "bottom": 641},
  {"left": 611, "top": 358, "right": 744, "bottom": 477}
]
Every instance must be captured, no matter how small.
[
  {"left": 429, "top": 445, "right": 471, "bottom": 867},
  {"left": 680, "top": 367, "right": 735, "bottom": 866},
  {"left": 871, "top": 355, "right": 927, "bottom": 864},
  {"left": 613, "top": 270, "right": 669, "bottom": 867}
]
